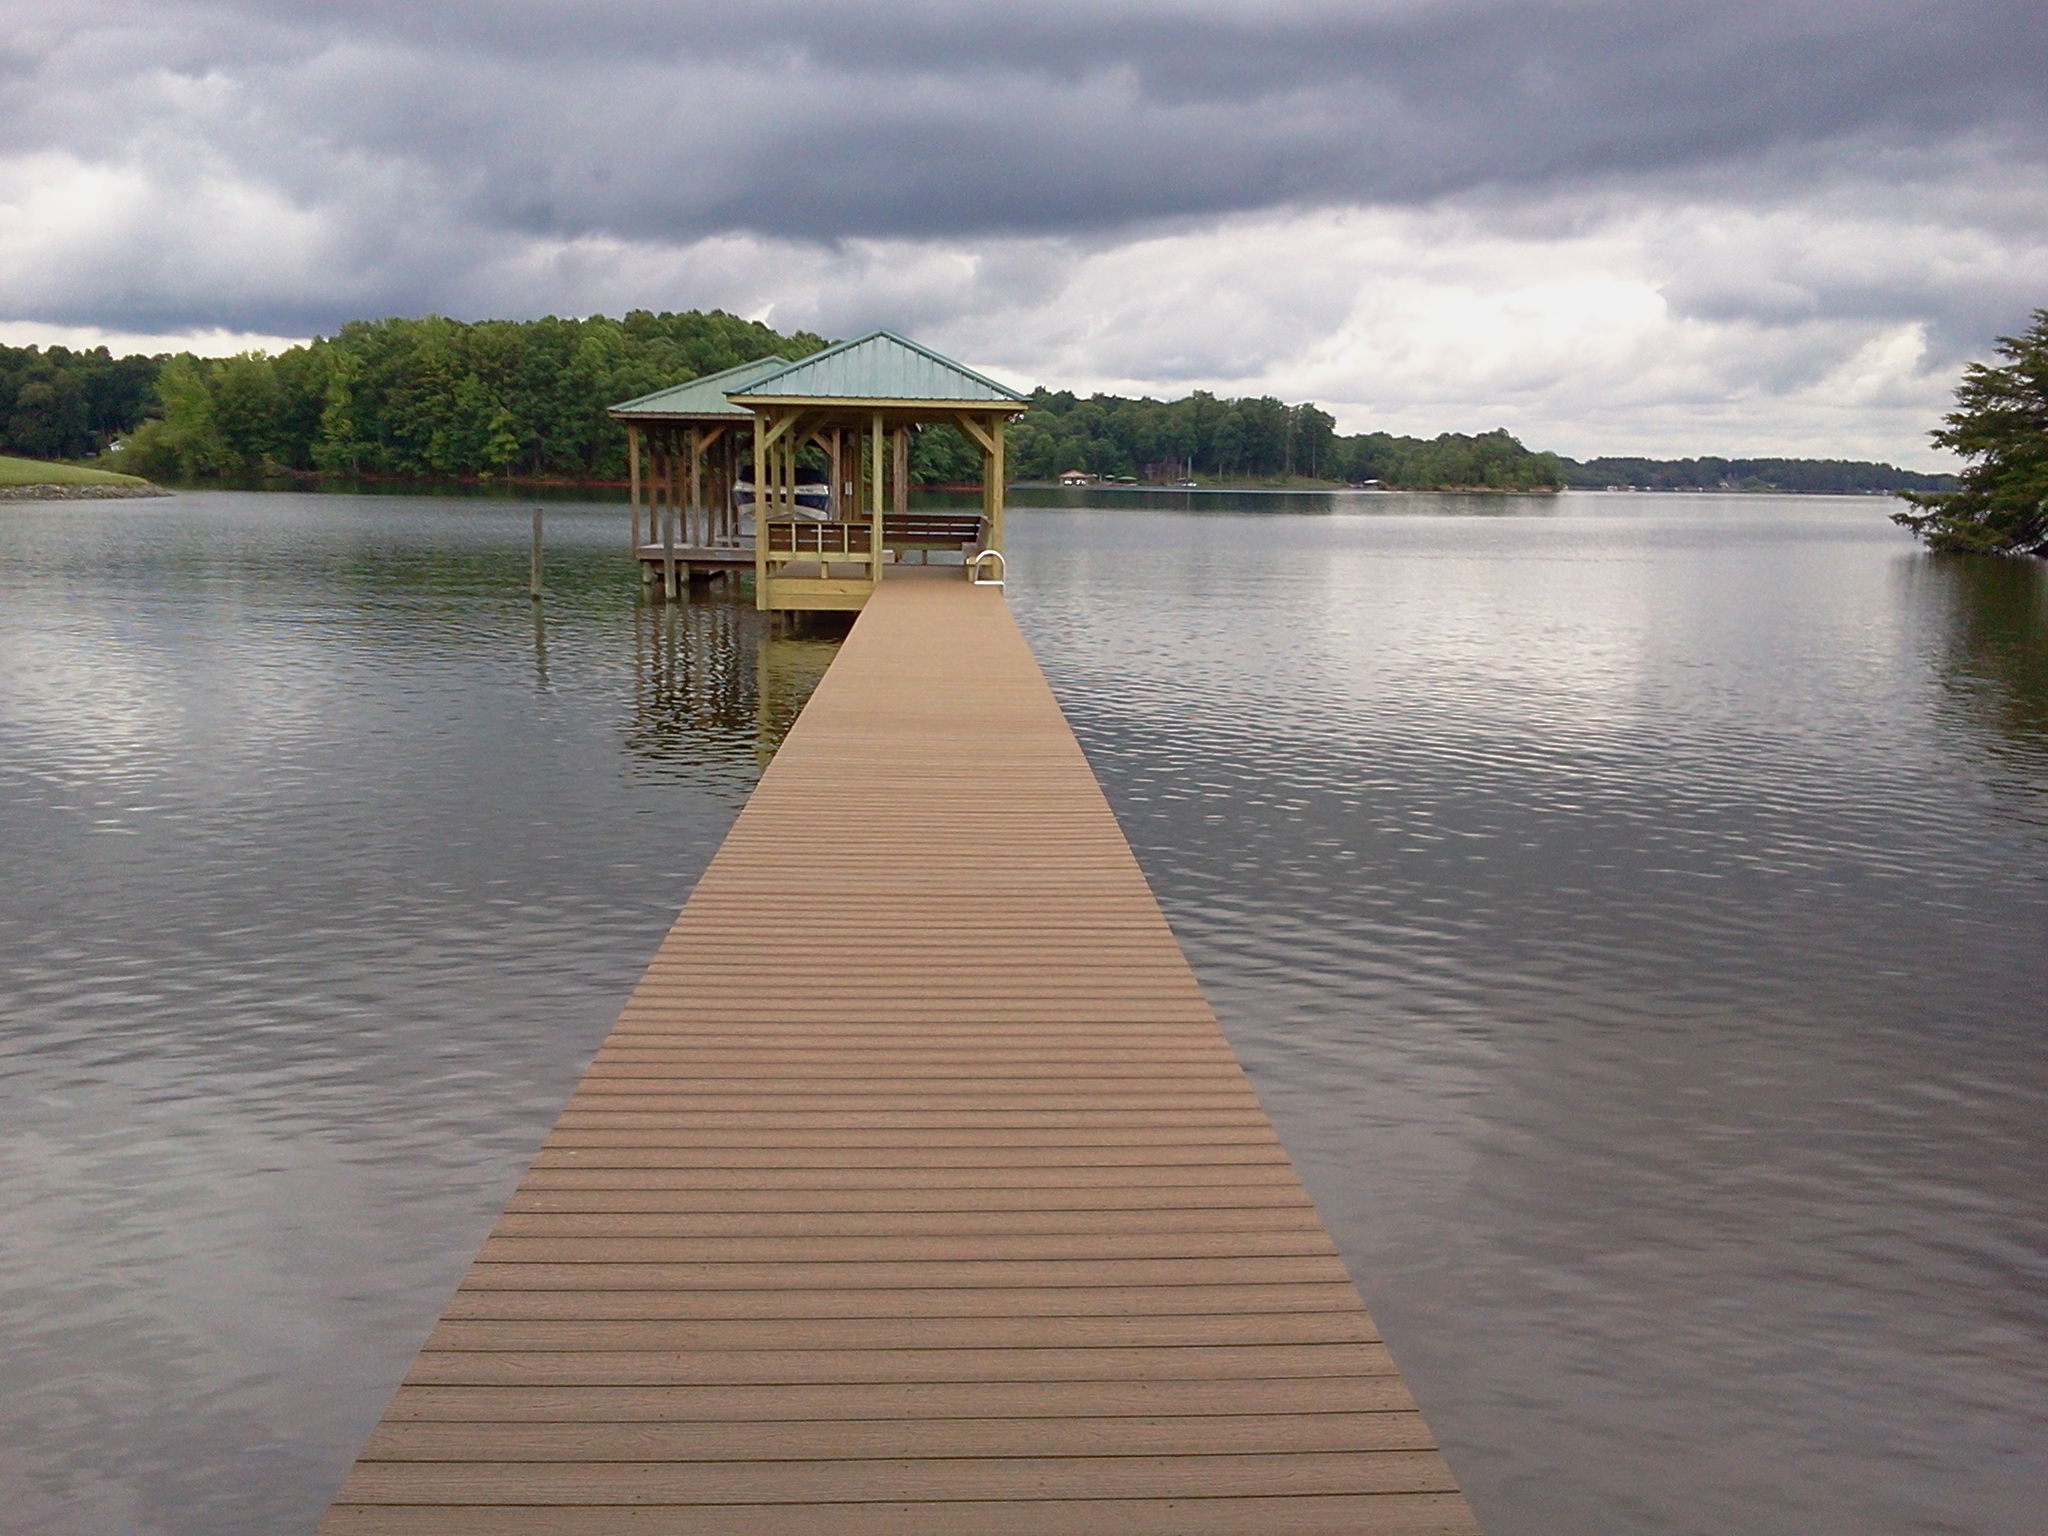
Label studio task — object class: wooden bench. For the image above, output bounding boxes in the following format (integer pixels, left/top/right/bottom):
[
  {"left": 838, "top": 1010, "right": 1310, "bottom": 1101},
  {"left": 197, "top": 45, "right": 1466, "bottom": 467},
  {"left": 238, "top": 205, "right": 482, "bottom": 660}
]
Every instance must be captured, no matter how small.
[{"left": 883, "top": 513, "right": 987, "bottom": 564}]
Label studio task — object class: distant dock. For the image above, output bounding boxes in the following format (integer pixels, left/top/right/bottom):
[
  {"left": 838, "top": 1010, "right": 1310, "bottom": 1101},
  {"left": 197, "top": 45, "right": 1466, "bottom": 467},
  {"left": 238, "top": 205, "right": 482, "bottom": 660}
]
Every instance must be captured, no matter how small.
[{"left": 317, "top": 575, "right": 1478, "bottom": 1534}]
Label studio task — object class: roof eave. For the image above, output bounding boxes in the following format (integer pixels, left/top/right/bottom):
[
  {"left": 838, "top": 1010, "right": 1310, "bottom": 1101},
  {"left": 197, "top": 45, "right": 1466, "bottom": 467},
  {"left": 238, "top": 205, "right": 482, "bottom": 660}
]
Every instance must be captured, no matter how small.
[
  {"left": 606, "top": 406, "right": 753, "bottom": 421},
  {"left": 605, "top": 355, "right": 794, "bottom": 416}
]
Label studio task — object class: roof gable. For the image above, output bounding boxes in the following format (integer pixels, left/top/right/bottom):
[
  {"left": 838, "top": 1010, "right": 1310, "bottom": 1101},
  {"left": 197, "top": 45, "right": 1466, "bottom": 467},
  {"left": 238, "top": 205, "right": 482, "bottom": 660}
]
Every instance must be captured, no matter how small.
[
  {"left": 731, "top": 332, "right": 1026, "bottom": 405},
  {"left": 609, "top": 355, "right": 791, "bottom": 418}
]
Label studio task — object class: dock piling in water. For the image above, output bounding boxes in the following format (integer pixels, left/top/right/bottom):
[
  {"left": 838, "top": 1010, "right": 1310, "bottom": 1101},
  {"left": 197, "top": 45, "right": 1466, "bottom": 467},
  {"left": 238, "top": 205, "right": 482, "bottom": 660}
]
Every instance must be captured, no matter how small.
[{"left": 529, "top": 506, "right": 543, "bottom": 602}]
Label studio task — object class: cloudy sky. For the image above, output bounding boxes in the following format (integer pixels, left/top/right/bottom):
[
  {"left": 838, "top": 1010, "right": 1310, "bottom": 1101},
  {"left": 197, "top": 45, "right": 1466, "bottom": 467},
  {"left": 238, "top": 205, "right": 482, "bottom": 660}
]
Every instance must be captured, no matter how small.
[{"left": 4, "top": 1, "right": 2045, "bottom": 464}]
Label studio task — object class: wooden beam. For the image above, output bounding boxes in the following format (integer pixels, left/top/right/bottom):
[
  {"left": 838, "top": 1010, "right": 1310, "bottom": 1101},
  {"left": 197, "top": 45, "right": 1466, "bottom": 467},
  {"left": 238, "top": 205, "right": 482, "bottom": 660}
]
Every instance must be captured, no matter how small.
[
  {"left": 757, "top": 408, "right": 802, "bottom": 451},
  {"left": 954, "top": 411, "right": 998, "bottom": 457}
]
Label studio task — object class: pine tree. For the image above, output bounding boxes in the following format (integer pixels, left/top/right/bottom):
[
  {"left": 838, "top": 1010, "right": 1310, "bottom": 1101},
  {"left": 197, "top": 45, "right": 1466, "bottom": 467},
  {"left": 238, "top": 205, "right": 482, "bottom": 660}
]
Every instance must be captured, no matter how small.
[{"left": 1895, "top": 310, "right": 2048, "bottom": 556}]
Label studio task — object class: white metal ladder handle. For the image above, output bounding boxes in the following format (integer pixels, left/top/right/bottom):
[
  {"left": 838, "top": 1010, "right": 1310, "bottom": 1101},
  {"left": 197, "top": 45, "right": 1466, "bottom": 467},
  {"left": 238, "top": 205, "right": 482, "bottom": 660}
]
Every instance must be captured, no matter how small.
[{"left": 968, "top": 549, "right": 1006, "bottom": 587}]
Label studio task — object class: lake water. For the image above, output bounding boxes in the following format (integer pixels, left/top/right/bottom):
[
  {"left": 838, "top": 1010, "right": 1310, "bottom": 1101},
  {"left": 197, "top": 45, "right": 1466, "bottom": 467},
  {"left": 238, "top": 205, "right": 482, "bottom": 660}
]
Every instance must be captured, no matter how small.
[{"left": 1, "top": 488, "right": 2043, "bottom": 1535}]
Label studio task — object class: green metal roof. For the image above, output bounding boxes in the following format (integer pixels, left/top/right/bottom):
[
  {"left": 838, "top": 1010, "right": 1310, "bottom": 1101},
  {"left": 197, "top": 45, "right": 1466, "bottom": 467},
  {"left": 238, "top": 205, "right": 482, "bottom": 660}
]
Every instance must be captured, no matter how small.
[
  {"left": 608, "top": 355, "right": 791, "bottom": 418},
  {"left": 730, "top": 332, "right": 1026, "bottom": 405}
]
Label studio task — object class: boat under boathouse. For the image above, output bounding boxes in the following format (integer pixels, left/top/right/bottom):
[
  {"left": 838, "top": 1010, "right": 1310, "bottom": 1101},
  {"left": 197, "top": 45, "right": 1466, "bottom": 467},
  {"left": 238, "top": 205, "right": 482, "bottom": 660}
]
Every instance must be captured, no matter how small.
[{"left": 608, "top": 332, "right": 1029, "bottom": 612}]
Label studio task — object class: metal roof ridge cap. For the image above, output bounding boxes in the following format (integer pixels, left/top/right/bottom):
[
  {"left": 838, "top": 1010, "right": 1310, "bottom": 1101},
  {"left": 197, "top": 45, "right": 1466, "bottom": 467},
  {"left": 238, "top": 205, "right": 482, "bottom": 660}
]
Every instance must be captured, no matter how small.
[
  {"left": 729, "top": 331, "right": 883, "bottom": 395},
  {"left": 870, "top": 329, "right": 1029, "bottom": 402},
  {"left": 729, "top": 395, "right": 1030, "bottom": 413},
  {"left": 729, "top": 330, "right": 1027, "bottom": 403}
]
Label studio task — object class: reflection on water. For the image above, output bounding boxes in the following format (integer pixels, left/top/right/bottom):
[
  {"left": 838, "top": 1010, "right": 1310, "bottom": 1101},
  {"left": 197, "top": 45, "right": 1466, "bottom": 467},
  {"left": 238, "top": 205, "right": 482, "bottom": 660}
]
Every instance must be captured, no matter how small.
[
  {"left": 1007, "top": 495, "right": 2048, "bottom": 1536},
  {"left": 756, "top": 631, "right": 841, "bottom": 767},
  {"left": 4, "top": 488, "right": 2045, "bottom": 1536},
  {"left": 623, "top": 601, "right": 843, "bottom": 788},
  {"left": 0, "top": 492, "right": 833, "bottom": 1536},
  {"left": 1909, "top": 554, "right": 2048, "bottom": 797}
]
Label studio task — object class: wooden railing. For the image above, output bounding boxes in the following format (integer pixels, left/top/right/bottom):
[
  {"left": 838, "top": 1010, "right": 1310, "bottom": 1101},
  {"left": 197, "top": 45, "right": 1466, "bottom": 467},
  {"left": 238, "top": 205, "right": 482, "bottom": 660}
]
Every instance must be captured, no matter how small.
[{"left": 764, "top": 520, "right": 876, "bottom": 571}]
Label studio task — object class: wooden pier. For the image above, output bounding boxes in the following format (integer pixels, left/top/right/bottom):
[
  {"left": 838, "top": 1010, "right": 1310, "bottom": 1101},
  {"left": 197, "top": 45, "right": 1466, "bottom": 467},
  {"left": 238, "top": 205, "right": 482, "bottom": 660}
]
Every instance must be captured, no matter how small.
[{"left": 317, "top": 575, "right": 1479, "bottom": 1535}]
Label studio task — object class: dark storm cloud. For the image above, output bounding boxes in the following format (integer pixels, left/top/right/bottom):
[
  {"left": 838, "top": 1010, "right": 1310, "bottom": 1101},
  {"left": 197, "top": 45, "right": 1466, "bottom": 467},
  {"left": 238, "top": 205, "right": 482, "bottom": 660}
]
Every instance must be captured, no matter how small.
[
  {"left": 3, "top": 0, "right": 2043, "bottom": 378},
  {"left": 16, "top": 0, "right": 2047, "bottom": 245}
]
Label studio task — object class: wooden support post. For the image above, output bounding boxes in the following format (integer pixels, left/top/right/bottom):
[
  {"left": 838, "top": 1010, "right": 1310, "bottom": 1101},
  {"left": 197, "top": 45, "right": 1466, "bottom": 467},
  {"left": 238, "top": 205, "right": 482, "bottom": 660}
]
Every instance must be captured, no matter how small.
[
  {"left": 662, "top": 487, "right": 677, "bottom": 600},
  {"left": 652, "top": 437, "right": 663, "bottom": 557},
  {"left": 530, "top": 505, "right": 543, "bottom": 600},
  {"left": 713, "top": 432, "right": 727, "bottom": 547},
  {"left": 671, "top": 430, "right": 688, "bottom": 557},
  {"left": 990, "top": 415, "right": 1006, "bottom": 554},
  {"left": 892, "top": 427, "right": 908, "bottom": 514},
  {"left": 952, "top": 412, "right": 1004, "bottom": 557},
  {"left": 871, "top": 410, "right": 885, "bottom": 584},
  {"left": 687, "top": 430, "right": 700, "bottom": 550},
  {"left": 753, "top": 414, "right": 769, "bottom": 610},
  {"left": 734, "top": 429, "right": 742, "bottom": 541},
  {"left": 628, "top": 424, "right": 642, "bottom": 555}
]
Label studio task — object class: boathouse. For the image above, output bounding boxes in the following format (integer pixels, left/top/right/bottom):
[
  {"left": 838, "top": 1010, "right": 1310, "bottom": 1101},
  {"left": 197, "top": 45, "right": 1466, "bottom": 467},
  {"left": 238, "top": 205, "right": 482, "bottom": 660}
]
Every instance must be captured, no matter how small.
[
  {"left": 610, "top": 355, "right": 787, "bottom": 595},
  {"left": 609, "top": 332, "right": 1029, "bottom": 612}
]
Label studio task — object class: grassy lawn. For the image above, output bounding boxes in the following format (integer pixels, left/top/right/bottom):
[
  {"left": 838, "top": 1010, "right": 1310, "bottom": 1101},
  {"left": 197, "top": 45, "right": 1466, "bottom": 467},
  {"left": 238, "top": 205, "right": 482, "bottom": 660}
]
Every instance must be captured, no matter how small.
[{"left": 0, "top": 453, "right": 154, "bottom": 487}]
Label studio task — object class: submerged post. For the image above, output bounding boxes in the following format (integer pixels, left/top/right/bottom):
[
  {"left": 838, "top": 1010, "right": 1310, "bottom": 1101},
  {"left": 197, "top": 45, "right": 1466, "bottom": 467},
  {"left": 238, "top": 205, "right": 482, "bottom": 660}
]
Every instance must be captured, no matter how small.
[{"left": 528, "top": 506, "right": 543, "bottom": 601}]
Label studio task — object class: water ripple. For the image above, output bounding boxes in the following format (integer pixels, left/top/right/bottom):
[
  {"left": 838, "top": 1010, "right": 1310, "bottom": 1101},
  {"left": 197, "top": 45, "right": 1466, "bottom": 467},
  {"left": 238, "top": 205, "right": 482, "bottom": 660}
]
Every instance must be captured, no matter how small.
[
  {"left": 0, "top": 492, "right": 827, "bottom": 1536},
  {"left": 1011, "top": 495, "right": 2048, "bottom": 1536}
]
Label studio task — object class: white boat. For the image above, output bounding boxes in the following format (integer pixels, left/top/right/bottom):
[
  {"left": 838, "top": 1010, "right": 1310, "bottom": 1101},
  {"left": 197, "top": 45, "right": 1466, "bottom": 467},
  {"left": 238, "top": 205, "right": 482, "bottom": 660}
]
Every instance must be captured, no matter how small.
[{"left": 735, "top": 477, "right": 833, "bottom": 518}]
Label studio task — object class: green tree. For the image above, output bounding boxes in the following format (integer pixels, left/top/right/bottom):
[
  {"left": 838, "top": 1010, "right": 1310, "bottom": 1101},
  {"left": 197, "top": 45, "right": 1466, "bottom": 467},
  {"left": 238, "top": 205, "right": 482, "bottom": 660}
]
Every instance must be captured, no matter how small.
[
  {"left": 5, "top": 375, "right": 89, "bottom": 459},
  {"left": 122, "top": 354, "right": 225, "bottom": 478},
  {"left": 0, "top": 343, "right": 158, "bottom": 458},
  {"left": 313, "top": 345, "right": 368, "bottom": 474},
  {"left": 209, "top": 353, "right": 283, "bottom": 467},
  {"left": 1895, "top": 309, "right": 2048, "bottom": 556}
]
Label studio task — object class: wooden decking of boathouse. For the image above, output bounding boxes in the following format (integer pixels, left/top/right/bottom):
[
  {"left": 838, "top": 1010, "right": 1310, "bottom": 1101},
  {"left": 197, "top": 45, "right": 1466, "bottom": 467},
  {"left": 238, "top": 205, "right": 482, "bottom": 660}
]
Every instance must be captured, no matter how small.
[{"left": 316, "top": 576, "right": 1480, "bottom": 1535}]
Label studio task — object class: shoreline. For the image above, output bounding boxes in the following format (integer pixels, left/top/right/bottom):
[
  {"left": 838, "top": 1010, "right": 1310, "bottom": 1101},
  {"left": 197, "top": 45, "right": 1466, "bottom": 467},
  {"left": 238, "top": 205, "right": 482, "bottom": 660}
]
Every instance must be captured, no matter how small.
[
  {"left": 0, "top": 481, "right": 172, "bottom": 501},
  {"left": 91, "top": 472, "right": 1908, "bottom": 501}
]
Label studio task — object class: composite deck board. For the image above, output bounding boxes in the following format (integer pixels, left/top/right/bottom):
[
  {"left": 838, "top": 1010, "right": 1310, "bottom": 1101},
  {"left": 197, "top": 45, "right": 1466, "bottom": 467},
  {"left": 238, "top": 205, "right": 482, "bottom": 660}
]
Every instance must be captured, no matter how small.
[
  {"left": 365, "top": 1412, "right": 1439, "bottom": 1460},
  {"left": 442, "top": 1294, "right": 1384, "bottom": 1327},
  {"left": 422, "top": 1313, "right": 1379, "bottom": 1349},
  {"left": 316, "top": 579, "right": 1477, "bottom": 1534}
]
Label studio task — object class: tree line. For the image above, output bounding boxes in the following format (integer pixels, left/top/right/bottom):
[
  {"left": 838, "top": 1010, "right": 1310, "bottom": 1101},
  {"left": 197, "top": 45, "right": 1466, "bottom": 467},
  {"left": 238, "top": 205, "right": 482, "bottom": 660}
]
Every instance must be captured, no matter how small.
[
  {"left": 83, "top": 312, "right": 825, "bottom": 482},
  {"left": 0, "top": 313, "right": 1564, "bottom": 490},
  {"left": 1008, "top": 389, "right": 1567, "bottom": 489},
  {"left": 0, "top": 344, "right": 157, "bottom": 461},
  {"left": 1562, "top": 456, "right": 1957, "bottom": 494},
  {"left": 0, "top": 308, "right": 1986, "bottom": 504}
]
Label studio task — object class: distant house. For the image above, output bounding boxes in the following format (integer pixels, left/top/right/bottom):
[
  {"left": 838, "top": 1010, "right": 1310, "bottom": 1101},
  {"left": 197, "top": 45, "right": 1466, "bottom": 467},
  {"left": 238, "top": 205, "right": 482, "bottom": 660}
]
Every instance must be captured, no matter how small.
[{"left": 1058, "top": 469, "right": 1091, "bottom": 486}]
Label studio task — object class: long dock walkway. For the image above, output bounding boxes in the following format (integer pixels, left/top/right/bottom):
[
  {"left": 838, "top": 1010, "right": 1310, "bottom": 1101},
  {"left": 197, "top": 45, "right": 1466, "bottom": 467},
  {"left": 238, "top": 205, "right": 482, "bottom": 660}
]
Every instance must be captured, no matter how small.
[{"left": 317, "top": 577, "right": 1479, "bottom": 1535}]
